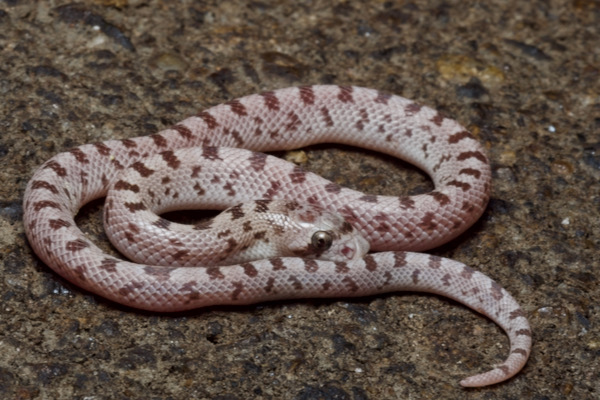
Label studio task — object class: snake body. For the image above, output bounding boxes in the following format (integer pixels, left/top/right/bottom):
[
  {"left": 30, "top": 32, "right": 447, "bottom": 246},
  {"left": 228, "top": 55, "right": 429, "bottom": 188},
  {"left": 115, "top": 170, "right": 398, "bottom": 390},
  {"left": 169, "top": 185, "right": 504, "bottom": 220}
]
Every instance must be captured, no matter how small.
[{"left": 23, "top": 85, "right": 531, "bottom": 387}]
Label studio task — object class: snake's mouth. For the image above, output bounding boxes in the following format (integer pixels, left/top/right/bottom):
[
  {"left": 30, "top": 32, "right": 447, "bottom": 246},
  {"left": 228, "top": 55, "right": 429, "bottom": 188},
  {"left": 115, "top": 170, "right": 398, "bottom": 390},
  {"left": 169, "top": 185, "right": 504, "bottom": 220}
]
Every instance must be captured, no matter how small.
[{"left": 341, "top": 235, "right": 370, "bottom": 260}]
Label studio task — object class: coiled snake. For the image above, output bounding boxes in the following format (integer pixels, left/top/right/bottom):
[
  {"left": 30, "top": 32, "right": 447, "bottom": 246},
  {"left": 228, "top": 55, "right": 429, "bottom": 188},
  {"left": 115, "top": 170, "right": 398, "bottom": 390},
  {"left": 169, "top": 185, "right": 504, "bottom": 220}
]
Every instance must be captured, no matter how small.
[{"left": 23, "top": 85, "right": 531, "bottom": 387}]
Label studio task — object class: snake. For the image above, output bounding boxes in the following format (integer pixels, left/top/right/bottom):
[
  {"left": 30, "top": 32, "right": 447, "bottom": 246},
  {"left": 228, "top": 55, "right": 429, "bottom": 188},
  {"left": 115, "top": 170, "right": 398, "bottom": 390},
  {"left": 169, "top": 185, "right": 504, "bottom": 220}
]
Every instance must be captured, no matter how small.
[{"left": 22, "top": 85, "right": 531, "bottom": 387}]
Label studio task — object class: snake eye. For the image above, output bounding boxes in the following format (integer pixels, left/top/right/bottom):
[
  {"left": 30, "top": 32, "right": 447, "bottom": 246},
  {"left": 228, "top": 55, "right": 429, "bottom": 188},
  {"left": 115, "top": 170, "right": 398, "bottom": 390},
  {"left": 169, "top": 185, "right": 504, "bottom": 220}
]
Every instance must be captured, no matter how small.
[{"left": 311, "top": 231, "right": 333, "bottom": 251}]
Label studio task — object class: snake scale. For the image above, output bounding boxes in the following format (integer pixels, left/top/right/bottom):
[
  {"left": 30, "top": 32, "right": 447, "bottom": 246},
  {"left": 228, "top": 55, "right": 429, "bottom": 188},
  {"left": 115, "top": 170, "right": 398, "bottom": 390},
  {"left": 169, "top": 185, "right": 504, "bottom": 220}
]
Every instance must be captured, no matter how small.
[{"left": 23, "top": 85, "right": 531, "bottom": 387}]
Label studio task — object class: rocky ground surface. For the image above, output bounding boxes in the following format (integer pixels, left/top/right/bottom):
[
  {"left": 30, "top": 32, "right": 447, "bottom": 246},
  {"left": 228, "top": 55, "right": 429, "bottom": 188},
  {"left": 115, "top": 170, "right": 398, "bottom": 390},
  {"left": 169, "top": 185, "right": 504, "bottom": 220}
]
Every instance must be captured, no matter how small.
[{"left": 1, "top": 1, "right": 598, "bottom": 399}]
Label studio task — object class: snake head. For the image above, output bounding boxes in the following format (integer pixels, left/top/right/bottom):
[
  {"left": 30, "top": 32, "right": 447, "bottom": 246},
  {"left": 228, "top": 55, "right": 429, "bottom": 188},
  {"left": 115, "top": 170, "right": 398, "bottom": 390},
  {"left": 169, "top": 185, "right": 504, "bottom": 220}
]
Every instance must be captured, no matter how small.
[{"left": 279, "top": 201, "right": 370, "bottom": 262}]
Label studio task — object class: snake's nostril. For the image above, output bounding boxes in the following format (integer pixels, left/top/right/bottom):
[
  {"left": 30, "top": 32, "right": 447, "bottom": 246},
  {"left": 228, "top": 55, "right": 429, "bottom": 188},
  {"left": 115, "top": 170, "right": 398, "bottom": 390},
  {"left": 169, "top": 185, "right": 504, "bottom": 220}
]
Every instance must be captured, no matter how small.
[{"left": 341, "top": 246, "right": 355, "bottom": 259}]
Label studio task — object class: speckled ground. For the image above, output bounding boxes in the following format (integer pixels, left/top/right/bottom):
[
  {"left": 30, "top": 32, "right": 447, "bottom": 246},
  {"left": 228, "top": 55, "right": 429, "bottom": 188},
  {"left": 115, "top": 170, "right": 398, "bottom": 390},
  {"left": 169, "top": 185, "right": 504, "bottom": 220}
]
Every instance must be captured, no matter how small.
[{"left": 1, "top": 1, "right": 598, "bottom": 399}]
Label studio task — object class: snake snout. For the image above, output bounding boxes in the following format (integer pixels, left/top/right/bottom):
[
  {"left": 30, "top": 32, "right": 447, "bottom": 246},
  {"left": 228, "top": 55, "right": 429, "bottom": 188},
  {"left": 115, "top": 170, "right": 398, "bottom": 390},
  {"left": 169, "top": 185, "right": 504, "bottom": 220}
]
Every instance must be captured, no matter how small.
[{"left": 341, "top": 235, "right": 370, "bottom": 260}]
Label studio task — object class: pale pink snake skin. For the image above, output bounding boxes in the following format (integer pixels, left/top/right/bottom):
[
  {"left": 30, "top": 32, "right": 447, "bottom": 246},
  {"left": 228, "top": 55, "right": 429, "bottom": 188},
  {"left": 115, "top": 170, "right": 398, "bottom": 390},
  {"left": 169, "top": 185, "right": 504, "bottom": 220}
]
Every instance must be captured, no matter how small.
[{"left": 23, "top": 85, "right": 531, "bottom": 387}]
